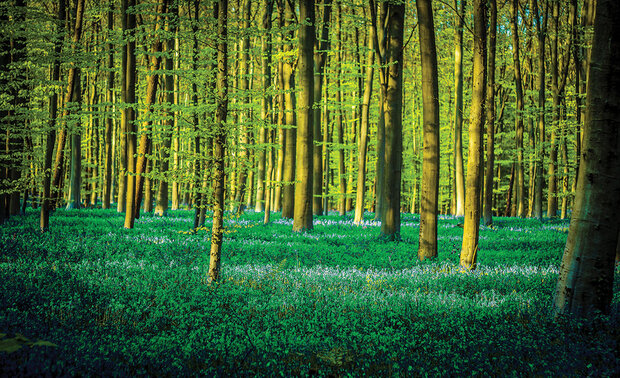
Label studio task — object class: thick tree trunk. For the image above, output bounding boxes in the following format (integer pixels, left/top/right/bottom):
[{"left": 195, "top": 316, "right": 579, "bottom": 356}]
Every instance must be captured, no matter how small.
[
  {"left": 417, "top": 0, "right": 440, "bottom": 259},
  {"left": 553, "top": 0, "right": 620, "bottom": 317},
  {"left": 380, "top": 2, "right": 404, "bottom": 239},
  {"left": 453, "top": 0, "right": 466, "bottom": 218},
  {"left": 293, "top": 0, "right": 315, "bottom": 232},
  {"left": 460, "top": 0, "right": 487, "bottom": 270},
  {"left": 483, "top": 0, "right": 496, "bottom": 226},
  {"left": 209, "top": 0, "right": 229, "bottom": 283}
]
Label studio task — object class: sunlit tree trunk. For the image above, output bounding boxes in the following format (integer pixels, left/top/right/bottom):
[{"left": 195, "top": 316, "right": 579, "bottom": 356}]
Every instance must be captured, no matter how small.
[
  {"left": 509, "top": 0, "right": 525, "bottom": 218},
  {"left": 255, "top": 0, "right": 274, "bottom": 212},
  {"left": 41, "top": 0, "right": 65, "bottom": 231},
  {"left": 371, "top": 2, "right": 387, "bottom": 221},
  {"left": 312, "top": 0, "right": 332, "bottom": 216},
  {"left": 293, "top": 0, "right": 315, "bottom": 232},
  {"left": 417, "top": 0, "right": 440, "bottom": 259},
  {"left": 171, "top": 26, "right": 181, "bottom": 211},
  {"left": 281, "top": 0, "right": 297, "bottom": 219},
  {"left": 125, "top": 1, "right": 167, "bottom": 228},
  {"left": 335, "top": 1, "right": 346, "bottom": 216},
  {"left": 122, "top": 0, "right": 137, "bottom": 223},
  {"left": 273, "top": 10, "right": 285, "bottom": 213},
  {"left": 532, "top": 0, "right": 547, "bottom": 219},
  {"left": 552, "top": 0, "right": 620, "bottom": 317},
  {"left": 354, "top": 6, "right": 374, "bottom": 225},
  {"left": 209, "top": 0, "right": 229, "bottom": 283},
  {"left": 460, "top": 0, "right": 487, "bottom": 270},
  {"left": 483, "top": 0, "right": 496, "bottom": 226},
  {"left": 453, "top": 0, "right": 466, "bottom": 218}
]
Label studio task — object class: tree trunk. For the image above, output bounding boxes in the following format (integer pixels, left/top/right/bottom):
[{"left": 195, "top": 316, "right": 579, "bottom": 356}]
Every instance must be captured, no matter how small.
[
  {"left": 453, "top": 0, "right": 466, "bottom": 218},
  {"left": 209, "top": 0, "right": 229, "bottom": 283},
  {"left": 255, "top": 0, "right": 274, "bottom": 212},
  {"left": 354, "top": 5, "right": 374, "bottom": 225},
  {"left": 460, "top": 0, "right": 487, "bottom": 270},
  {"left": 533, "top": 0, "right": 547, "bottom": 219},
  {"left": 41, "top": 0, "right": 65, "bottom": 231},
  {"left": 155, "top": 1, "right": 178, "bottom": 217},
  {"left": 417, "top": 0, "right": 440, "bottom": 259},
  {"left": 312, "top": 0, "right": 332, "bottom": 216},
  {"left": 380, "top": 2, "right": 404, "bottom": 239},
  {"left": 552, "top": 0, "right": 620, "bottom": 317},
  {"left": 66, "top": 73, "right": 83, "bottom": 210},
  {"left": 371, "top": 2, "right": 387, "bottom": 221},
  {"left": 483, "top": 0, "right": 496, "bottom": 226},
  {"left": 281, "top": 0, "right": 297, "bottom": 219},
  {"left": 103, "top": 4, "right": 114, "bottom": 210},
  {"left": 510, "top": 0, "right": 526, "bottom": 218},
  {"left": 293, "top": 0, "right": 315, "bottom": 231},
  {"left": 122, "top": 0, "right": 137, "bottom": 223}
]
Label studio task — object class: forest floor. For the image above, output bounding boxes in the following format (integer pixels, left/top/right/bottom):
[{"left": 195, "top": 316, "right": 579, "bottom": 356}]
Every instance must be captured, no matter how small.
[{"left": 1, "top": 208, "right": 619, "bottom": 376}]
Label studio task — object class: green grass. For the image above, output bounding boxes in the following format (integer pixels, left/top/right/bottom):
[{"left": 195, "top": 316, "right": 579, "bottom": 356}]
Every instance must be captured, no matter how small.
[{"left": 1, "top": 208, "right": 618, "bottom": 376}]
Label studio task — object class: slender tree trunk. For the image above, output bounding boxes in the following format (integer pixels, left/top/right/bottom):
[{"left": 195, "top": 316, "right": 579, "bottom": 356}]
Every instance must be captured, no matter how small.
[
  {"left": 103, "top": 4, "right": 114, "bottom": 210},
  {"left": 460, "top": 0, "right": 487, "bottom": 270},
  {"left": 293, "top": 0, "right": 315, "bottom": 231},
  {"left": 273, "top": 23, "right": 285, "bottom": 213},
  {"left": 41, "top": 0, "right": 65, "bottom": 231},
  {"left": 122, "top": 0, "right": 137, "bottom": 223},
  {"left": 281, "top": 0, "right": 297, "bottom": 219},
  {"left": 209, "top": 0, "right": 229, "bottom": 283},
  {"left": 171, "top": 25, "right": 181, "bottom": 210},
  {"left": 312, "top": 0, "right": 332, "bottom": 216},
  {"left": 335, "top": 2, "right": 346, "bottom": 216},
  {"left": 66, "top": 71, "right": 83, "bottom": 210},
  {"left": 483, "top": 0, "right": 496, "bottom": 226},
  {"left": 553, "top": 0, "right": 620, "bottom": 317},
  {"left": 533, "top": 0, "right": 547, "bottom": 219},
  {"left": 354, "top": 6, "right": 374, "bottom": 225},
  {"left": 417, "top": 0, "right": 440, "bottom": 259},
  {"left": 453, "top": 0, "right": 466, "bottom": 217},
  {"left": 256, "top": 0, "right": 274, "bottom": 212},
  {"left": 155, "top": 1, "right": 177, "bottom": 216},
  {"left": 510, "top": 0, "right": 526, "bottom": 218}
]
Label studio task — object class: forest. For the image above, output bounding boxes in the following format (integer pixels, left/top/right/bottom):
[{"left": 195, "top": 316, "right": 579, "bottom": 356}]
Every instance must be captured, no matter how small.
[{"left": 1, "top": 0, "right": 619, "bottom": 375}]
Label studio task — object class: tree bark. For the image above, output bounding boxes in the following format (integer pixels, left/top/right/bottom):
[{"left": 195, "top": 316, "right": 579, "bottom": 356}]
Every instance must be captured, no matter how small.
[
  {"left": 41, "top": 0, "right": 65, "bottom": 231},
  {"left": 510, "top": 0, "right": 526, "bottom": 218},
  {"left": 354, "top": 6, "right": 375, "bottom": 225},
  {"left": 66, "top": 73, "right": 82, "bottom": 210},
  {"left": 453, "top": 0, "right": 466, "bottom": 218},
  {"left": 209, "top": 0, "right": 229, "bottom": 283},
  {"left": 417, "top": 0, "right": 440, "bottom": 259},
  {"left": 293, "top": 0, "right": 315, "bottom": 231},
  {"left": 460, "top": 0, "right": 487, "bottom": 270},
  {"left": 103, "top": 4, "right": 115, "bottom": 210},
  {"left": 281, "top": 0, "right": 297, "bottom": 219},
  {"left": 552, "top": 0, "right": 620, "bottom": 317},
  {"left": 483, "top": 0, "right": 496, "bottom": 226}
]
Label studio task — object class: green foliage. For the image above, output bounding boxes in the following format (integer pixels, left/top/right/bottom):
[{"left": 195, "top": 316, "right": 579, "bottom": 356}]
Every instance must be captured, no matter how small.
[{"left": 1, "top": 208, "right": 618, "bottom": 376}]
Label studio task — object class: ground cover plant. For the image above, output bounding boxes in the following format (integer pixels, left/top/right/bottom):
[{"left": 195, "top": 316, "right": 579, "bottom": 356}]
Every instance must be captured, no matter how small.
[{"left": 1, "top": 208, "right": 619, "bottom": 376}]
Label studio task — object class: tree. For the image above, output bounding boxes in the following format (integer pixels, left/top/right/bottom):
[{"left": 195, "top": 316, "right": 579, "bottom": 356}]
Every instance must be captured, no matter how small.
[
  {"left": 40, "top": 0, "right": 65, "bottom": 231},
  {"left": 509, "top": 0, "right": 525, "bottom": 218},
  {"left": 354, "top": 4, "right": 375, "bottom": 226},
  {"left": 281, "top": 0, "right": 297, "bottom": 219},
  {"left": 380, "top": 2, "right": 405, "bottom": 239},
  {"left": 482, "top": 0, "right": 496, "bottom": 226},
  {"left": 293, "top": 0, "right": 315, "bottom": 232},
  {"left": 532, "top": 0, "right": 547, "bottom": 219},
  {"left": 552, "top": 0, "right": 620, "bottom": 317},
  {"left": 312, "top": 0, "right": 332, "bottom": 216},
  {"left": 255, "top": 0, "right": 275, "bottom": 212},
  {"left": 209, "top": 0, "right": 229, "bottom": 283},
  {"left": 102, "top": 2, "right": 115, "bottom": 210},
  {"left": 453, "top": 0, "right": 466, "bottom": 218},
  {"left": 417, "top": 0, "right": 440, "bottom": 259},
  {"left": 460, "top": 0, "right": 487, "bottom": 270},
  {"left": 335, "top": 1, "right": 346, "bottom": 216},
  {"left": 66, "top": 73, "right": 83, "bottom": 210}
]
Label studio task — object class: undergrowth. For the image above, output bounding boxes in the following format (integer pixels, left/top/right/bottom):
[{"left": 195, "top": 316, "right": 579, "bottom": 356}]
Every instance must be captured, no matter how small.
[{"left": 1, "top": 208, "right": 618, "bottom": 376}]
